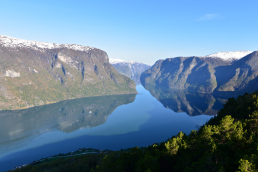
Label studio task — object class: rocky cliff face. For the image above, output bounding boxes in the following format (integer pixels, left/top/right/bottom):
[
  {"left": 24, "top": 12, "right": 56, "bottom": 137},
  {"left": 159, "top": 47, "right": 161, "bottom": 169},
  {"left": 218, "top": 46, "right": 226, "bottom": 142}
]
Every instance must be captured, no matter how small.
[
  {"left": 0, "top": 35, "right": 137, "bottom": 110},
  {"left": 109, "top": 59, "right": 151, "bottom": 85},
  {"left": 141, "top": 56, "right": 217, "bottom": 93},
  {"left": 215, "top": 51, "right": 258, "bottom": 93},
  {"left": 141, "top": 51, "right": 257, "bottom": 94}
]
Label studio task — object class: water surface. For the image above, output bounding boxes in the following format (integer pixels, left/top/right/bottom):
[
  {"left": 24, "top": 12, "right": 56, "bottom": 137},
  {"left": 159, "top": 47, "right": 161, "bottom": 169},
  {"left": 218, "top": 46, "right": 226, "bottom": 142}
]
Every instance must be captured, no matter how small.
[{"left": 0, "top": 85, "right": 224, "bottom": 171}]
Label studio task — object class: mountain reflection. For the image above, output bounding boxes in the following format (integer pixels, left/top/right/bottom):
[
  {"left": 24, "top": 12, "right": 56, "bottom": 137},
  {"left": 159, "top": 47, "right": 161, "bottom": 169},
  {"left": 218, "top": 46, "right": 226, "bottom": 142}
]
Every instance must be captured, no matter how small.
[
  {"left": 143, "top": 85, "right": 226, "bottom": 116},
  {"left": 0, "top": 94, "right": 136, "bottom": 145}
]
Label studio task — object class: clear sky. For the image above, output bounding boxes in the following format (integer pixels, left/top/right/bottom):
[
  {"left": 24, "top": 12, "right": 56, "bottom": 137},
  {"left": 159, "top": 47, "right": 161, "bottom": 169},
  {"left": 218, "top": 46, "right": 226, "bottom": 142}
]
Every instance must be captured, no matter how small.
[{"left": 0, "top": 0, "right": 257, "bottom": 65}]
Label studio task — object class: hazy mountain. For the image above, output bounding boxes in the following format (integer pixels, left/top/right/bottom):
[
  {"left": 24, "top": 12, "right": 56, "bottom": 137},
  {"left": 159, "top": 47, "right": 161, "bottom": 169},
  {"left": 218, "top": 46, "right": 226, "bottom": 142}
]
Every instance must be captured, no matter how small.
[
  {"left": 141, "top": 51, "right": 257, "bottom": 94},
  {"left": 109, "top": 59, "right": 151, "bottom": 85},
  {"left": 0, "top": 35, "right": 137, "bottom": 110}
]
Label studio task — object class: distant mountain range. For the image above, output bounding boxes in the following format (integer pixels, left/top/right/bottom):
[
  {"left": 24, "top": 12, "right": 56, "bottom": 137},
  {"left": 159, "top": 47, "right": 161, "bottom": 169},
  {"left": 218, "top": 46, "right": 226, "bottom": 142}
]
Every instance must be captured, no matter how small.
[
  {"left": 141, "top": 51, "right": 257, "bottom": 94},
  {"left": 109, "top": 59, "right": 151, "bottom": 85},
  {"left": 0, "top": 35, "right": 137, "bottom": 110}
]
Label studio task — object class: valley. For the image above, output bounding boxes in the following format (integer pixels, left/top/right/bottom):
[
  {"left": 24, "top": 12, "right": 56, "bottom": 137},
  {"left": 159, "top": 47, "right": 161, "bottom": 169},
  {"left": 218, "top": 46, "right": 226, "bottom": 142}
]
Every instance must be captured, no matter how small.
[
  {"left": 109, "top": 58, "right": 151, "bottom": 85},
  {"left": 1, "top": 35, "right": 258, "bottom": 172},
  {"left": 2, "top": 1, "right": 258, "bottom": 171}
]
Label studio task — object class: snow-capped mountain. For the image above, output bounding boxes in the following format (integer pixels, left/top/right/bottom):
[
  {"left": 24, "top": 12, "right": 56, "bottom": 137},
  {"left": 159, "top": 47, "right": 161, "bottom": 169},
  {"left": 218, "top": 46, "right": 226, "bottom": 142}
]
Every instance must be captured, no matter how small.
[
  {"left": 109, "top": 58, "right": 144, "bottom": 65},
  {"left": 205, "top": 51, "right": 253, "bottom": 61},
  {"left": 141, "top": 50, "right": 258, "bottom": 94},
  {"left": 0, "top": 35, "right": 95, "bottom": 52},
  {"left": 0, "top": 35, "right": 137, "bottom": 110},
  {"left": 109, "top": 58, "right": 151, "bottom": 85}
]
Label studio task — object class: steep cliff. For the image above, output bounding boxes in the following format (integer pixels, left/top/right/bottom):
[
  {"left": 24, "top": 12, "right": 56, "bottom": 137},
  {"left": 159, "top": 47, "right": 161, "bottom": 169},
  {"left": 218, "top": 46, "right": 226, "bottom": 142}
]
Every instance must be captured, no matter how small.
[
  {"left": 141, "top": 51, "right": 257, "bottom": 94},
  {"left": 215, "top": 51, "right": 258, "bottom": 93},
  {"left": 0, "top": 35, "right": 137, "bottom": 109},
  {"left": 141, "top": 56, "right": 217, "bottom": 93}
]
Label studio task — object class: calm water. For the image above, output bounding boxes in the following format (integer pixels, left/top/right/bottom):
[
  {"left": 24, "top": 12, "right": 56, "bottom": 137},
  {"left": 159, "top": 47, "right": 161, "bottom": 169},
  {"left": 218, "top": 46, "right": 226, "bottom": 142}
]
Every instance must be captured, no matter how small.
[{"left": 0, "top": 85, "right": 225, "bottom": 171}]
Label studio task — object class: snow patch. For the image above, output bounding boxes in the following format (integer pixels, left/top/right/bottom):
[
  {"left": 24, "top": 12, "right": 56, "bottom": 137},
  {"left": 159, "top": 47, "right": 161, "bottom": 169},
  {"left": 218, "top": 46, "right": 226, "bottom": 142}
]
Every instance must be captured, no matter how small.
[
  {"left": 205, "top": 51, "right": 253, "bottom": 61},
  {"left": 55, "top": 63, "right": 62, "bottom": 68},
  {"left": 58, "top": 55, "right": 73, "bottom": 64},
  {"left": 58, "top": 53, "right": 77, "bottom": 68},
  {"left": 5, "top": 70, "right": 20, "bottom": 78},
  {"left": 0, "top": 35, "right": 95, "bottom": 52},
  {"left": 109, "top": 58, "right": 146, "bottom": 65}
]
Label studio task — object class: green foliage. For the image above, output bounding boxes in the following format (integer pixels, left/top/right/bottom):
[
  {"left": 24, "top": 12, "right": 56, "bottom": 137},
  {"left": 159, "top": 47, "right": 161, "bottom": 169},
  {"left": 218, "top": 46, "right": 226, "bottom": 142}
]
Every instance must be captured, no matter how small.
[
  {"left": 238, "top": 158, "right": 257, "bottom": 172},
  {"left": 165, "top": 132, "right": 187, "bottom": 155}
]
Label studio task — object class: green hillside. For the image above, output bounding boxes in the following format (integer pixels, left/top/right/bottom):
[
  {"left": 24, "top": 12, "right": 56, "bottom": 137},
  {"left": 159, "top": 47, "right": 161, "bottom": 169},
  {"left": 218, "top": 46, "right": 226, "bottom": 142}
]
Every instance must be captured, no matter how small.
[{"left": 0, "top": 46, "right": 137, "bottom": 110}]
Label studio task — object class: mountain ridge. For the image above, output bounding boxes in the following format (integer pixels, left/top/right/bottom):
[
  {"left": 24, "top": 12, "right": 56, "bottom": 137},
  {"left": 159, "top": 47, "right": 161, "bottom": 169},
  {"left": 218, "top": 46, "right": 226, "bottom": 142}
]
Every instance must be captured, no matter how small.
[
  {"left": 141, "top": 50, "right": 258, "bottom": 94},
  {"left": 0, "top": 35, "right": 137, "bottom": 110},
  {"left": 0, "top": 35, "right": 96, "bottom": 52}
]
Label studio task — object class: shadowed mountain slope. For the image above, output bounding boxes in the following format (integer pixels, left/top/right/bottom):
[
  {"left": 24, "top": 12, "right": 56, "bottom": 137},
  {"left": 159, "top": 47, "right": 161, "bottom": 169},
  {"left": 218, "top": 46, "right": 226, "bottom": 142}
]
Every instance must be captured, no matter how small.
[
  {"left": 141, "top": 51, "right": 257, "bottom": 94},
  {"left": 214, "top": 51, "right": 258, "bottom": 93},
  {"left": 141, "top": 56, "right": 217, "bottom": 93}
]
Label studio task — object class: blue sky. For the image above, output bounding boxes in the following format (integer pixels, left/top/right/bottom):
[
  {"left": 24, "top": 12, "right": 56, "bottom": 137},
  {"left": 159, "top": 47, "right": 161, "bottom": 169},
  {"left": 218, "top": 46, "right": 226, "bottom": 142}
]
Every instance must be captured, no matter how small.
[{"left": 0, "top": 0, "right": 257, "bottom": 65}]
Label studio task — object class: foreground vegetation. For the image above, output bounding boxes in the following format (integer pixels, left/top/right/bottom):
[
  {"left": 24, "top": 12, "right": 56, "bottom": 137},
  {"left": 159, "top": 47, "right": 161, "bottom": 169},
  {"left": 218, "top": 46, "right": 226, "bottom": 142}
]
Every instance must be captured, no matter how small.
[{"left": 12, "top": 92, "right": 258, "bottom": 172}]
